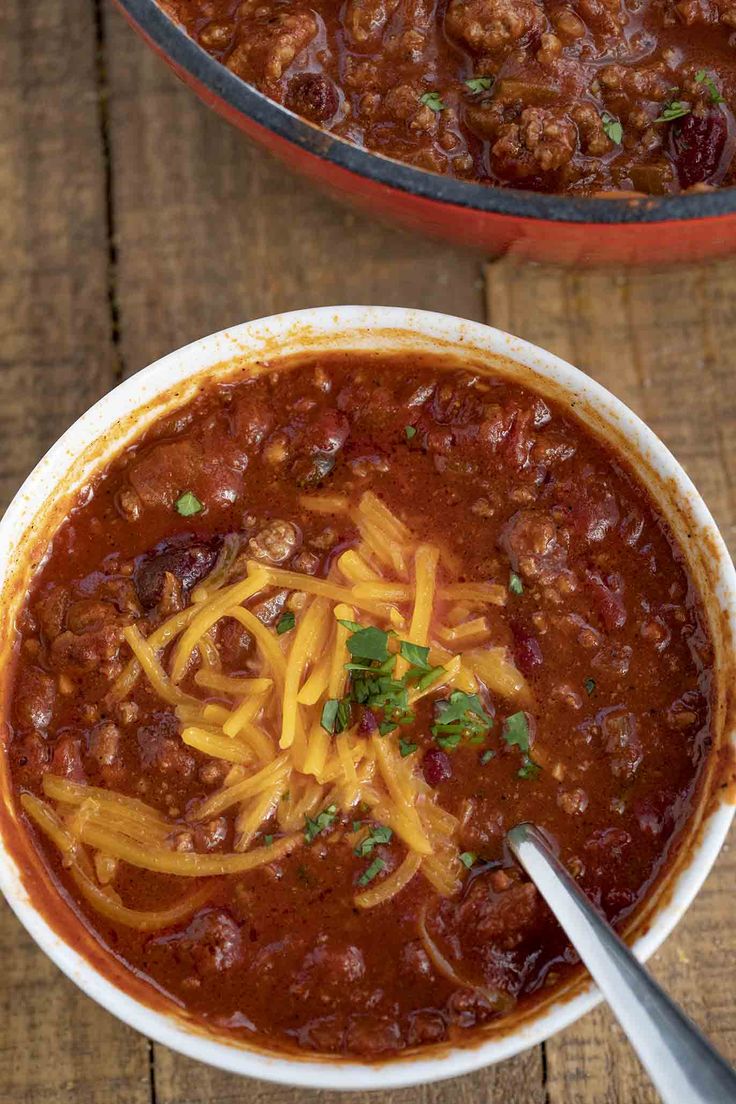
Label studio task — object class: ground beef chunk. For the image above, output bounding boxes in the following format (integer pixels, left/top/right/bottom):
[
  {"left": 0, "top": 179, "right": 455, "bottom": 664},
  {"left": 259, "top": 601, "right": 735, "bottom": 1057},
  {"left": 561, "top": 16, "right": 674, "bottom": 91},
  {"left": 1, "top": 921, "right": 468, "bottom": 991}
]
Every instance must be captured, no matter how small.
[
  {"left": 127, "top": 436, "right": 246, "bottom": 512},
  {"left": 571, "top": 103, "right": 613, "bottom": 155},
  {"left": 406, "top": 1010, "right": 447, "bottom": 1046},
  {"left": 602, "top": 710, "right": 642, "bottom": 779},
  {"left": 158, "top": 909, "right": 244, "bottom": 975},
  {"left": 453, "top": 876, "right": 539, "bottom": 951},
  {"left": 344, "top": 1015, "right": 403, "bottom": 1056},
  {"left": 384, "top": 84, "right": 438, "bottom": 132},
  {"left": 86, "top": 721, "right": 121, "bottom": 766},
  {"left": 291, "top": 939, "right": 366, "bottom": 1002},
  {"left": 226, "top": 7, "right": 318, "bottom": 84},
  {"left": 134, "top": 540, "right": 218, "bottom": 610},
  {"left": 492, "top": 107, "right": 577, "bottom": 178},
  {"left": 50, "top": 624, "right": 125, "bottom": 675},
  {"left": 500, "top": 508, "right": 567, "bottom": 582},
  {"left": 344, "top": 0, "right": 401, "bottom": 44},
  {"left": 230, "top": 391, "right": 274, "bottom": 448},
  {"left": 51, "top": 735, "right": 86, "bottom": 781},
  {"left": 248, "top": 519, "right": 301, "bottom": 564},
  {"left": 35, "top": 585, "right": 69, "bottom": 641},
  {"left": 445, "top": 0, "right": 546, "bottom": 56},
  {"left": 14, "top": 667, "right": 56, "bottom": 731},
  {"left": 138, "top": 719, "right": 196, "bottom": 779}
]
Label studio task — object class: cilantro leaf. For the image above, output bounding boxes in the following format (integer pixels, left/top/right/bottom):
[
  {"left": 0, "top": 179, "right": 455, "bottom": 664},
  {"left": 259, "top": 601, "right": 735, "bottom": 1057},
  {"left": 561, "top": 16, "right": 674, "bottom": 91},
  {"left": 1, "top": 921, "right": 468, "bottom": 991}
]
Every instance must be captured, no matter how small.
[
  {"left": 584, "top": 677, "right": 596, "bottom": 696},
  {"left": 357, "top": 856, "right": 386, "bottom": 886},
  {"left": 405, "top": 425, "right": 417, "bottom": 440},
  {"left": 354, "top": 824, "right": 393, "bottom": 857},
  {"left": 436, "top": 731, "right": 462, "bottom": 750},
  {"left": 695, "top": 69, "right": 724, "bottom": 104},
  {"left": 601, "top": 113, "right": 623, "bottom": 145},
  {"left": 432, "top": 691, "right": 494, "bottom": 745},
  {"left": 400, "top": 641, "right": 432, "bottom": 670},
  {"left": 465, "top": 76, "right": 493, "bottom": 93},
  {"left": 654, "top": 100, "right": 690, "bottom": 123},
  {"left": 518, "top": 756, "right": 541, "bottom": 780},
  {"left": 502, "top": 711, "right": 530, "bottom": 753},
  {"left": 338, "top": 618, "right": 363, "bottom": 634},
  {"left": 321, "top": 697, "right": 352, "bottom": 734},
  {"left": 263, "top": 834, "right": 274, "bottom": 846},
  {"left": 399, "top": 738, "right": 418, "bottom": 757},
  {"left": 344, "top": 625, "right": 391, "bottom": 662},
  {"left": 276, "top": 611, "right": 295, "bottom": 635},
  {"left": 174, "top": 490, "right": 203, "bottom": 516},
  {"left": 459, "top": 851, "right": 476, "bottom": 869},
  {"left": 480, "top": 748, "right": 495, "bottom": 764},
  {"left": 420, "top": 91, "right": 446, "bottom": 112},
  {"left": 509, "top": 571, "right": 524, "bottom": 595},
  {"left": 304, "top": 804, "right": 338, "bottom": 843}
]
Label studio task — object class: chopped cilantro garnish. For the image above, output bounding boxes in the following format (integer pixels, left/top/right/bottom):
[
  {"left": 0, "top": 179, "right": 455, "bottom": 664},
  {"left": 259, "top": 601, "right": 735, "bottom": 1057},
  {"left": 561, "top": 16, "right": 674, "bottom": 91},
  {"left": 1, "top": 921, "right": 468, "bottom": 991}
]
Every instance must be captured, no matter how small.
[
  {"left": 405, "top": 425, "right": 417, "bottom": 440},
  {"left": 174, "top": 490, "right": 203, "bottom": 516},
  {"left": 601, "top": 113, "right": 623, "bottom": 145},
  {"left": 321, "top": 697, "right": 352, "bottom": 734},
  {"left": 655, "top": 100, "right": 690, "bottom": 123},
  {"left": 342, "top": 623, "right": 391, "bottom": 662},
  {"left": 509, "top": 572, "right": 524, "bottom": 595},
  {"left": 338, "top": 619, "right": 450, "bottom": 738},
  {"left": 502, "top": 711, "right": 530, "bottom": 753},
  {"left": 518, "top": 756, "right": 541, "bottom": 780},
  {"left": 358, "top": 856, "right": 386, "bottom": 886},
  {"left": 584, "top": 677, "right": 596, "bottom": 696},
  {"left": 420, "top": 91, "right": 446, "bottom": 112},
  {"left": 432, "top": 691, "right": 494, "bottom": 747},
  {"left": 480, "top": 748, "right": 495, "bottom": 764},
  {"left": 276, "top": 611, "right": 295, "bottom": 635},
  {"left": 436, "top": 730, "right": 462, "bottom": 750},
  {"left": 695, "top": 69, "right": 724, "bottom": 104},
  {"left": 459, "top": 851, "right": 476, "bottom": 869},
  {"left": 354, "top": 824, "right": 393, "bottom": 857},
  {"left": 263, "top": 834, "right": 274, "bottom": 846},
  {"left": 465, "top": 76, "right": 493, "bottom": 93},
  {"left": 304, "top": 804, "right": 338, "bottom": 843},
  {"left": 352, "top": 820, "right": 362, "bottom": 832},
  {"left": 400, "top": 640, "right": 431, "bottom": 669},
  {"left": 399, "top": 738, "right": 418, "bottom": 757}
]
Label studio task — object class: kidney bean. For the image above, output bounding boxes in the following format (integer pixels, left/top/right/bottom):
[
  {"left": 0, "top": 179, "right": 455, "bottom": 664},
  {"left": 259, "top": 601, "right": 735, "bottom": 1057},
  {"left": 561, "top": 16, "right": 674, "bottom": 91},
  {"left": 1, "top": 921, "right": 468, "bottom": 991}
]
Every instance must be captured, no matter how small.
[
  {"left": 285, "top": 74, "right": 339, "bottom": 125},
  {"left": 422, "top": 747, "right": 452, "bottom": 786},
  {"left": 670, "top": 108, "right": 730, "bottom": 189}
]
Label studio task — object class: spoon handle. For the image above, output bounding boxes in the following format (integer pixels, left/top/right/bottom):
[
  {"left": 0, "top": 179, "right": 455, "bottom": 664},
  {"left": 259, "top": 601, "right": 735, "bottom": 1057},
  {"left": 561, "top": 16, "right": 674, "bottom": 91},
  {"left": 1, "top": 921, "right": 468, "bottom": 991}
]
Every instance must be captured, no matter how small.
[{"left": 507, "top": 822, "right": 736, "bottom": 1104}]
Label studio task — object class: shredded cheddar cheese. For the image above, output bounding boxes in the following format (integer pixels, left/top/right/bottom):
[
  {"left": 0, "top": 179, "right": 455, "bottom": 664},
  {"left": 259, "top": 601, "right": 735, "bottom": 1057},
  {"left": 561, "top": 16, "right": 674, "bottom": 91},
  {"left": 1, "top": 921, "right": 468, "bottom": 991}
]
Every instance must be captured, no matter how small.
[{"left": 33, "top": 491, "right": 530, "bottom": 917}]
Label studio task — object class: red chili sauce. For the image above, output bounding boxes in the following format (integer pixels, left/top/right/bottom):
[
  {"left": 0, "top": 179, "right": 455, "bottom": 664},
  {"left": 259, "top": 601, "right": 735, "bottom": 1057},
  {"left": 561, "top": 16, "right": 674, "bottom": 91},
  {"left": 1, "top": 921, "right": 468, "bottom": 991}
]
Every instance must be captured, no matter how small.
[
  {"left": 160, "top": 0, "right": 736, "bottom": 194},
  {"left": 6, "top": 353, "right": 713, "bottom": 1058}
]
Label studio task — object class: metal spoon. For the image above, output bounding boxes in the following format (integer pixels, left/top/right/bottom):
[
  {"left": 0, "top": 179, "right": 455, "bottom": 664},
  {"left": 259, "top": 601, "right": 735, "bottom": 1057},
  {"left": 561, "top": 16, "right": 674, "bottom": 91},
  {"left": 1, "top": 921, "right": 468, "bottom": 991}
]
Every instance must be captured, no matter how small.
[{"left": 507, "top": 822, "right": 736, "bottom": 1104}]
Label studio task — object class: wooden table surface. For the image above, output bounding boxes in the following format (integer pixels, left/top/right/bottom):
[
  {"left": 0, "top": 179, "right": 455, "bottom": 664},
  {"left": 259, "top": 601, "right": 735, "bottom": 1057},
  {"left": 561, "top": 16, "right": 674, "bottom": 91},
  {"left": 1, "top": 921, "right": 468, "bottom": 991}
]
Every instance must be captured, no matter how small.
[{"left": 1, "top": 3, "right": 734, "bottom": 1101}]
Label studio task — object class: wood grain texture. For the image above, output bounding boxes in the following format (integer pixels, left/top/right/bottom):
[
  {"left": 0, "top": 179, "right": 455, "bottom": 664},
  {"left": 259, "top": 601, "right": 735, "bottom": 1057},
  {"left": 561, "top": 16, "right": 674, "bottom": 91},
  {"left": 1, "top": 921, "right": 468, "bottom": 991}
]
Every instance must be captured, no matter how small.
[
  {"left": 151, "top": 1046, "right": 544, "bottom": 1104},
  {"left": 102, "top": 2, "right": 486, "bottom": 379},
  {"left": 0, "top": 2, "right": 149, "bottom": 1102},
  {"left": 485, "top": 257, "right": 736, "bottom": 1103}
]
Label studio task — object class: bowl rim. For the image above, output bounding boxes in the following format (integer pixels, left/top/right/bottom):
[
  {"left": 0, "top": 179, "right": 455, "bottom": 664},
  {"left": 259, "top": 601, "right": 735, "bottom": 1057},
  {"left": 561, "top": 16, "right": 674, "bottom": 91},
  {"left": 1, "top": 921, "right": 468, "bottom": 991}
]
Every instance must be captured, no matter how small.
[
  {"left": 0, "top": 305, "right": 734, "bottom": 1091},
  {"left": 115, "top": 0, "right": 736, "bottom": 226}
]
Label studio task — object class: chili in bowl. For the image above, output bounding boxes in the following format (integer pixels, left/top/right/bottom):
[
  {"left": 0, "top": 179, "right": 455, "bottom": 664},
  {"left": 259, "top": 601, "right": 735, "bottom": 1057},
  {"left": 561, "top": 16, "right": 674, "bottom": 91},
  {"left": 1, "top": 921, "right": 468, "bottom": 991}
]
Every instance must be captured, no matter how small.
[{"left": 0, "top": 306, "right": 733, "bottom": 1089}]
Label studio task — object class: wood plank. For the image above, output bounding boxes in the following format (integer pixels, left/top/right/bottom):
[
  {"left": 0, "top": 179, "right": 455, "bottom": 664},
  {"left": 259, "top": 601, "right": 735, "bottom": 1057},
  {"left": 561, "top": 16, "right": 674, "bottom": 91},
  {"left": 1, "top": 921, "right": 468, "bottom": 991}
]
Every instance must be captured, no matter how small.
[
  {"left": 103, "top": 2, "right": 486, "bottom": 379},
  {"left": 0, "top": 2, "right": 150, "bottom": 1102},
  {"left": 485, "top": 257, "right": 736, "bottom": 1102},
  {"left": 151, "top": 1046, "right": 544, "bottom": 1104}
]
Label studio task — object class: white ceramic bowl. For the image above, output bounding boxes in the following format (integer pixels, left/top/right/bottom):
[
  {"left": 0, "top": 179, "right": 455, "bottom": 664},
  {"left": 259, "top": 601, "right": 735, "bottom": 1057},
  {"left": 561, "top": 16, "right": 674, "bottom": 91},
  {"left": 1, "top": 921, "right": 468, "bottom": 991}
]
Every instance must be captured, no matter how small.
[{"left": 0, "top": 306, "right": 734, "bottom": 1091}]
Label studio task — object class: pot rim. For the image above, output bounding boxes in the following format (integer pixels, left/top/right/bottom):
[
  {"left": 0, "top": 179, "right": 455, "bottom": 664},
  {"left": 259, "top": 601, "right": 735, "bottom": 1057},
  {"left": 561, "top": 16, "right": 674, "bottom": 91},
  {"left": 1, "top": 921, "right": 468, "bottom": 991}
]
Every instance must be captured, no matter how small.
[
  {"left": 115, "top": 0, "right": 736, "bottom": 226},
  {"left": 0, "top": 305, "right": 733, "bottom": 1090}
]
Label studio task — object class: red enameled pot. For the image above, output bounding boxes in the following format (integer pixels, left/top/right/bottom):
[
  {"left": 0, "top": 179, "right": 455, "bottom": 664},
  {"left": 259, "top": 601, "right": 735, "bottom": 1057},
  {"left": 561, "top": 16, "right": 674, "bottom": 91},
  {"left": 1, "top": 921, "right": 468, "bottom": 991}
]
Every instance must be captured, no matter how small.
[{"left": 115, "top": 0, "right": 736, "bottom": 265}]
